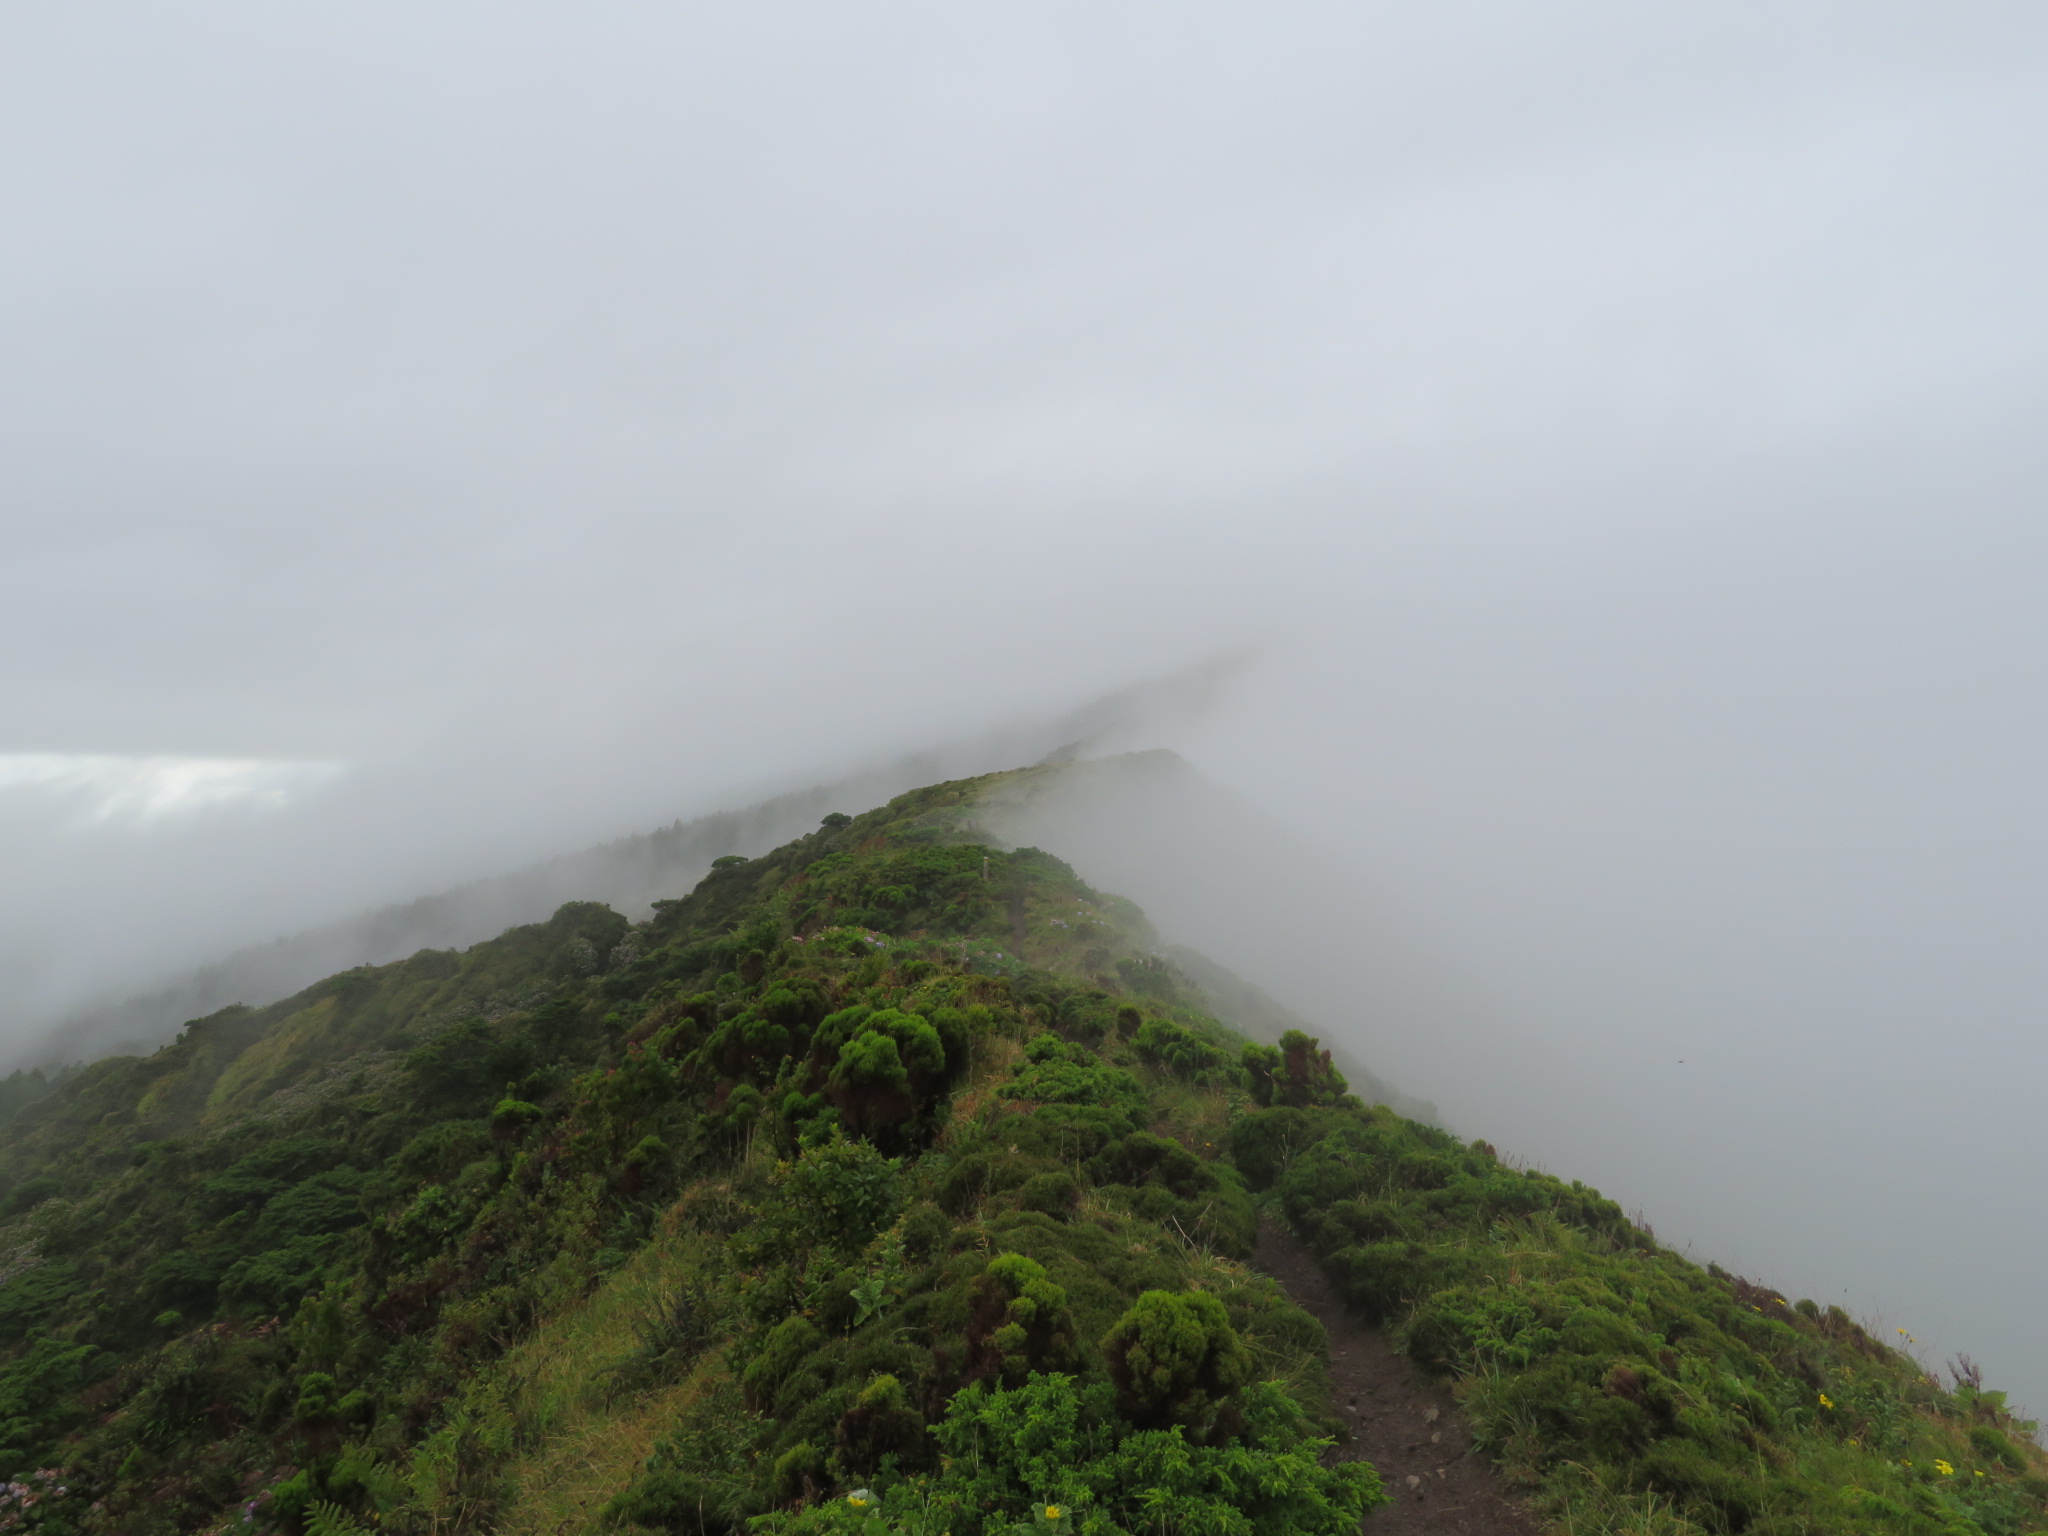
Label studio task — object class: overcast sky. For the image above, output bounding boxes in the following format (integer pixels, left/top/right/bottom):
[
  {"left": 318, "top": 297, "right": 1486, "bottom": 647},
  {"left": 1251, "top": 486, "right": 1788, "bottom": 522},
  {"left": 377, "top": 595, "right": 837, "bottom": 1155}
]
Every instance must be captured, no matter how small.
[{"left": 4, "top": 2, "right": 2047, "bottom": 1409}]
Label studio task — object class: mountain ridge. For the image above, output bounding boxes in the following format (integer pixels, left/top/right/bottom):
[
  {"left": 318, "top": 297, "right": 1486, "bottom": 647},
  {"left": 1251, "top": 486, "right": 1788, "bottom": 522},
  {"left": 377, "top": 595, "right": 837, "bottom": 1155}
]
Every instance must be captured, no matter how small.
[{"left": 0, "top": 763, "right": 2033, "bottom": 1536}]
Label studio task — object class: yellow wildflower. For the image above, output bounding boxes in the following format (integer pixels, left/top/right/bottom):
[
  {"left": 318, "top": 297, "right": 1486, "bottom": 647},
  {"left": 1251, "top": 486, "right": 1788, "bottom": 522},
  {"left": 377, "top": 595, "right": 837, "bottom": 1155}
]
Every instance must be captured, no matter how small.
[
  {"left": 1819, "top": 1392, "right": 1835, "bottom": 1409},
  {"left": 1044, "top": 1506, "right": 1065, "bottom": 1521},
  {"left": 847, "top": 1492, "right": 871, "bottom": 1509},
  {"left": 1935, "top": 1460, "right": 1954, "bottom": 1477}
]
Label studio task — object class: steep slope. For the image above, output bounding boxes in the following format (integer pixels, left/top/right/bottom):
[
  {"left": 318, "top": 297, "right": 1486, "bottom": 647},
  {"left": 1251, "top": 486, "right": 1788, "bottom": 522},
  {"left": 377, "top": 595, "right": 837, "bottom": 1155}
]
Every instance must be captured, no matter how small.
[{"left": 0, "top": 766, "right": 2036, "bottom": 1536}]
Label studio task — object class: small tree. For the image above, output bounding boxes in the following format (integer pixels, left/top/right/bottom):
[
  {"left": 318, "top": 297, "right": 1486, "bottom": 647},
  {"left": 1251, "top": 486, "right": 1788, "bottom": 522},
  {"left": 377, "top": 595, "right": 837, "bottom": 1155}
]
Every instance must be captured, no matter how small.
[
  {"left": 965, "top": 1253, "right": 1079, "bottom": 1385},
  {"left": 835, "top": 1372, "right": 926, "bottom": 1474},
  {"left": 785, "top": 1134, "right": 902, "bottom": 1252},
  {"left": 1242, "top": 1031, "right": 1348, "bottom": 1109},
  {"left": 1101, "top": 1289, "right": 1252, "bottom": 1438},
  {"left": 824, "top": 1008, "right": 948, "bottom": 1140},
  {"left": 489, "top": 1093, "right": 543, "bottom": 1145}
]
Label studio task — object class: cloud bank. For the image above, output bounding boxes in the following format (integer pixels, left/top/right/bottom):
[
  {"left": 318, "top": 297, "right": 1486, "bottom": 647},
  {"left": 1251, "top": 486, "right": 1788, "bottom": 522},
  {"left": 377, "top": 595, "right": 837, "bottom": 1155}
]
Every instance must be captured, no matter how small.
[{"left": 2, "top": 1, "right": 2046, "bottom": 1413}]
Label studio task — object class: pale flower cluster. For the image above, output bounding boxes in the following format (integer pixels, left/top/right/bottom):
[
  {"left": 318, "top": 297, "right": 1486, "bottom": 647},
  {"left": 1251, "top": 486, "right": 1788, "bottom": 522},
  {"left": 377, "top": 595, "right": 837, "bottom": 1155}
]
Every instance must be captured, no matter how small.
[{"left": 0, "top": 1469, "right": 68, "bottom": 1532}]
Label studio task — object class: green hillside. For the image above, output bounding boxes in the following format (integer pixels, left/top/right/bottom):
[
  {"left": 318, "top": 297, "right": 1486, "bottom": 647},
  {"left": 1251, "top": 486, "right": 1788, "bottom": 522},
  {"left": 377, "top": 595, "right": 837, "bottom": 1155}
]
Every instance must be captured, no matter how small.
[{"left": 0, "top": 766, "right": 2036, "bottom": 1536}]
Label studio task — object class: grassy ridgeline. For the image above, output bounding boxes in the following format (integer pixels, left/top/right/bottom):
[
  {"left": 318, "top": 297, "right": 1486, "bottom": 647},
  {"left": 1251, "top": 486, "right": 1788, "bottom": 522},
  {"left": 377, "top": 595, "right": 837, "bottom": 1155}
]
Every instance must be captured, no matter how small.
[{"left": 0, "top": 768, "right": 2034, "bottom": 1536}]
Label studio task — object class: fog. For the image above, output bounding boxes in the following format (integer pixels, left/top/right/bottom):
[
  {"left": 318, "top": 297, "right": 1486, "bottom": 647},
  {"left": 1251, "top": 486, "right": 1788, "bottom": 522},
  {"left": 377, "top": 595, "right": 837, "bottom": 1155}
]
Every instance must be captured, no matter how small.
[{"left": 4, "top": 2, "right": 2047, "bottom": 1410}]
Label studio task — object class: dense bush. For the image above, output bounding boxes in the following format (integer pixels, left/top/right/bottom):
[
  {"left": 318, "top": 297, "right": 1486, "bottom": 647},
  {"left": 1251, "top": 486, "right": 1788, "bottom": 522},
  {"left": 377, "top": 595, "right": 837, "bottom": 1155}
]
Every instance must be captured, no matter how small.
[
  {"left": 754, "top": 1372, "right": 1382, "bottom": 1536},
  {"left": 1100, "top": 1290, "right": 1251, "bottom": 1438},
  {"left": 964, "top": 1254, "right": 1079, "bottom": 1386}
]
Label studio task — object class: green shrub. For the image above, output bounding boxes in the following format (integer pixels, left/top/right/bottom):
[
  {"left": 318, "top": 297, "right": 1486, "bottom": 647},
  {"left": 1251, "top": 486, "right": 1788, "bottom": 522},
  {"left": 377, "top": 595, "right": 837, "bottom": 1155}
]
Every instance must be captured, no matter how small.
[
  {"left": 965, "top": 1254, "right": 1079, "bottom": 1386},
  {"left": 1971, "top": 1423, "right": 2030, "bottom": 1472},
  {"left": 835, "top": 1373, "right": 926, "bottom": 1475},
  {"left": 253, "top": 1167, "right": 366, "bottom": 1246},
  {"left": 1130, "top": 1018, "right": 1234, "bottom": 1082},
  {"left": 1087, "top": 1133, "right": 1255, "bottom": 1257},
  {"left": 1240, "top": 1032, "right": 1350, "bottom": 1110},
  {"left": 745, "top": 1317, "right": 826, "bottom": 1412},
  {"left": 1017, "top": 1171, "right": 1078, "bottom": 1219},
  {"left": 940, "top": 1153, "right": 992, "bottom": 1216},
  {"left": 1100, "top": 1290, "right": 1252, "bottom": 1439},
  {"left": 785, "top": 1136, "right": 903, "bottom": 1253},
  {"left": 916, "top": 1372, "right": 1383, "bottom": 1536},
  {"left": 1001, "top": 1037, "right": 1146, "bottom": 1134},
  {"left": 0, "top": 1337, "right": 103, "bottom": 1477},
  {"left": 900, "top": 1201, "right": 953, "bottom": 1261}
]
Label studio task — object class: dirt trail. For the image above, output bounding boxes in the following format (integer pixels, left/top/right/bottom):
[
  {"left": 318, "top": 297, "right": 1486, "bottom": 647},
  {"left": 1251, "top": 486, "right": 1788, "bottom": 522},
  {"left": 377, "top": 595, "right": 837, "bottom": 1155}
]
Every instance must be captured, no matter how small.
[{"left": 1255, "top": 1222, "right": 1544, "bottom": 1536}]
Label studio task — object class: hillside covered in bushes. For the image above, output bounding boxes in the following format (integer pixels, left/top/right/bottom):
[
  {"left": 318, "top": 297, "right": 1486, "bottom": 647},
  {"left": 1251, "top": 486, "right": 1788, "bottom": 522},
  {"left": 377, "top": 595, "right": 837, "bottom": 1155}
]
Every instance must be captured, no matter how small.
[{"left": 0, "top": 764, "right": 2037, "bottom": 1536}]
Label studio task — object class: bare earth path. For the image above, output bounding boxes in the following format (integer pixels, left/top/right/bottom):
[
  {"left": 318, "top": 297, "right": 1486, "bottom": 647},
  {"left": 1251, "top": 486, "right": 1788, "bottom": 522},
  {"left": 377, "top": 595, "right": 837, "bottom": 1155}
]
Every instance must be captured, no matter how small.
[{"left": 1254, "top": 1222, "right": 1545, "bottom": 1536}]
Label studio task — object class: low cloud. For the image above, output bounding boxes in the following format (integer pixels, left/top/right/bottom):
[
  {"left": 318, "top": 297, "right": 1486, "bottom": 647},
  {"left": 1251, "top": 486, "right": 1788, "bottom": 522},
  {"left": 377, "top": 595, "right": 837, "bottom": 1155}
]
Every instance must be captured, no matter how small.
[{"left": 0, "top": 754, "right": 344, "bottom": 826}]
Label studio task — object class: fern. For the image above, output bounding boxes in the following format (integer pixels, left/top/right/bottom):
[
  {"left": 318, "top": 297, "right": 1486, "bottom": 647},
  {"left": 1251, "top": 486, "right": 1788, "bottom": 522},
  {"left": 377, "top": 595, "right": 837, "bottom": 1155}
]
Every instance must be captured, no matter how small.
[{"left": 305, "top": 1500, "right": 373, "bottom": 1536}]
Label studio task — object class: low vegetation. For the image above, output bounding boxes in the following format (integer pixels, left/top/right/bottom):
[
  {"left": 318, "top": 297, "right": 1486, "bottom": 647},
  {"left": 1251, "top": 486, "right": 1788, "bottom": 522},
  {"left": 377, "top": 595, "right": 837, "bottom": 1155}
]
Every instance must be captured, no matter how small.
[{"left": 0, "top": 764, "right": 2031, "bottom": 1536}]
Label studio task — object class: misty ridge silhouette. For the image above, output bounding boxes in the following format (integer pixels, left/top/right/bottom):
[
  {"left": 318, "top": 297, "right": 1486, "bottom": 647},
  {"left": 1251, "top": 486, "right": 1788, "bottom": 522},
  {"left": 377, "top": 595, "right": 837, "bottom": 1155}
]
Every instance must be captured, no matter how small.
[{"left": 9, "top": 666, "right": 1246, "bottom": 1073}]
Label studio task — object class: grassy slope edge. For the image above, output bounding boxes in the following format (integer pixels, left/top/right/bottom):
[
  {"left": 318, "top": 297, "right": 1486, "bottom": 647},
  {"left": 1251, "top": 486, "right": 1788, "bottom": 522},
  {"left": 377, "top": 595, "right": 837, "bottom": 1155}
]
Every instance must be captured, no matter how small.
[{"left": 0, "top": 765, "right": 2032, "bottom": 1536}]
